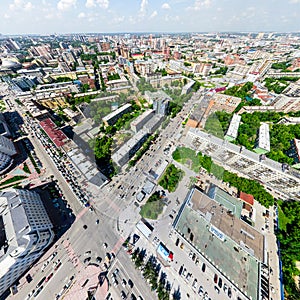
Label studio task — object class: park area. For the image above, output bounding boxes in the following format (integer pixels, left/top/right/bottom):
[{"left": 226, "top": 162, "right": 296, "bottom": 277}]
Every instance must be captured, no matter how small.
[
  {"left": 159, "top": 163, "right": 184, "bottom": 192},
  {"left": 139, "top": 191, "right": 165, "bottom": 220},
  {"left": 172, "top": 147, "right": 200, "bottom": 172}
]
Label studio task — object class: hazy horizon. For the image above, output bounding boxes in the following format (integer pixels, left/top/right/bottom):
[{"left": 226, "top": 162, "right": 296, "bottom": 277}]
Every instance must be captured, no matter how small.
[{"left": 0, "top": 0, "right": 300, "bottom": 35}]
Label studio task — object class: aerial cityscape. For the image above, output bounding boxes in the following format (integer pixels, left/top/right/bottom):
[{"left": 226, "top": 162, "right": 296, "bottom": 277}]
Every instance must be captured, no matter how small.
[{"left": 0, "top": 1, "right": 300, "bottom": 300}]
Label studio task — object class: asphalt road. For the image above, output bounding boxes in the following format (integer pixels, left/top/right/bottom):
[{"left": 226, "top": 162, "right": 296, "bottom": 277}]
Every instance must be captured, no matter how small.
[{"left": 7, "top": 87, "right": 265, "bottom": 300}]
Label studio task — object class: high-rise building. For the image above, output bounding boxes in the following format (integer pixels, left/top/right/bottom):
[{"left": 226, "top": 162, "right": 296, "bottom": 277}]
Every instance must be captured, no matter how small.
[
  {"left": 0, "top": 135, "right": 16, "bottom": 174},
  {"left": 0, "top": 189, "right": 54, "bottom": 295}
]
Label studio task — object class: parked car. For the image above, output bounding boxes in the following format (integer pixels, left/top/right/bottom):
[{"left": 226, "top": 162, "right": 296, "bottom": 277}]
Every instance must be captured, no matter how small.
[
  {"left": 128, "top": 279, "right": 134, "bottom": 288},
  {"left": 214, "top": 274, "right": 218, "bottom": 283},
  {"left": 198, "top": 286, "right": 204, "bottom": 297},
  {"left": 84, "top": 257, "right": 91, "bottom": 264}
]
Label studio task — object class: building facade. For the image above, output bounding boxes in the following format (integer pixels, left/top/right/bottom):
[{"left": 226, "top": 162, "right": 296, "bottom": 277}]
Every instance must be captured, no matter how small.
[
  {"left": 0, "top": 189, "right": 54, "bottom": 295},
  {"left": 102, "top": 103, "right": 132, "bottom": 126}
]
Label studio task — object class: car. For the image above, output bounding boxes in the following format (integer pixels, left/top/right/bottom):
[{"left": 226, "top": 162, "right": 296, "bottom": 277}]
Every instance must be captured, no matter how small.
[
  {"left": 128, "top": 279, "right": 134, "bottom": 288},
  {"left": 105, "top": 293, "right": 111, "bottom": 300},
  {"left": 223, "top": 283, "right": 228, "bottom": 293},
  {"left": 103, "top": 242, "right": 108, "bottom": 249},
  {"left": 96, "top": 256, "right": 102, "bottom": 263},
  {"left": 130, "top": 294, "right": 137, "bottom": 300},
  {"left": 189, "top": 251, "right": 193, "bottom": 259},
  {"left": 195, "top": 258, "right": 200, "bottom": 266},
  {"left": 84, "top": 257, "right": 91, "bottom": 264},
  {"left": 33, "top": 286, "right": 43, "bottom": 297},
  {"left": 214, "top": 286, "right": 220, "bottom": 294},
  {"left": 113, "top": 268, "right": 119, "bottom": 275},
  {"left": 198, "top": 286, "right": 204, "bottom": 296},
  {"left": 122, "top": 279, "right": 127, "bottom": 287},
  {"left": 182, "top": 268, "right": 187, "bottom": 277},
  {"left": 96, "top": 219, "right": 100, "bottom": 224},
  {"left": 218, "top": 277, "right": 222, "bottom": 288},
  {"left": 36, "top": 277, "right": 46, "bottom": 288},
  {"left": 204, "top": 292, "right": 209, "bottom": 300},
  {"left": 214, "top": 274, "right": 218, "bottom": 283},
  {"left": 121, "top": 291, "right": 127, "bottom": 299},
  {"left": 54, "top": 262, "right": 62, "bottom": 271},
  {"left": 228, "top": 287, "right": 232, "bottom": 298},
  {"left": 84, "top": 251, "right": 92, "bottom": 256},
  {"left": 83, "top": 225, "right": 88, "bottom": 230},
  {"left": 112, "top": 276, "right": 117, "bottom": 284},
  {"left": 45, "top": 273, "right": 53, "bottom": 282},
  {"left": 192, "top": 278, "right": 197, "bottom": 290},
  {"left": 41, "top": 261, "right": 49, "bottom": 272},
  {"left": 202, "top": 263, "right": 206, "bottom": 272},
  {"left": 186, "top": 273, "right": 192, "bottom": 282}
]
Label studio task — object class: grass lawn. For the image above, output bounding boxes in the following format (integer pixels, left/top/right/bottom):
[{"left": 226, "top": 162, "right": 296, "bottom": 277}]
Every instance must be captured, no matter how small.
[
  {"left": 172, "top": 147, "right": 201, "bottom": 172},
  {"left": 140, "top": 200, "right": 165, "bottom": 220}
]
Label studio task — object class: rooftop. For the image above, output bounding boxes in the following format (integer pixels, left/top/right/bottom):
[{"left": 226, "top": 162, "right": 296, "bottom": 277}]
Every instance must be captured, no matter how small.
[
  {"left": 225, "top": 114, "right": 241, "bottom": 140},
  {"left": 102, "top": 103, "right": 132, "bottom": 122},
  {"left": 40, "top": 118, "right": 68, "bottom": 147},
  {"left": 257, "top": 123, "right": 270, "bottom": 152},
  {"left": 174, "top": 188, "right": 261, "bottom": 300}
]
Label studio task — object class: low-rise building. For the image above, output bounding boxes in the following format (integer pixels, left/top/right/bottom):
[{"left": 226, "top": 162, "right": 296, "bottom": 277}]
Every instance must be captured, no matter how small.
[
  {"left": 102, "top": 103, "right": 132, "bottom": 126},
  {"left": 112, "top": 130, "right": 148, "bottom": 167},
  {"left": 173, "top": 187, "right": 265, "bottom": 300},
  {"left": 143, "top": 114, "right": 164, "bottom": 134},
  {"left": 131, "top": 110, "right": 154, "bottom": 133}
]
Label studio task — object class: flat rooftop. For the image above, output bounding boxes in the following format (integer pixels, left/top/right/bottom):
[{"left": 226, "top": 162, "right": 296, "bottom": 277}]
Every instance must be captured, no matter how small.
[
  {"left": 102, "top": 103, "right": 131, "bottom": 122},
  {"left": 174, "top": 188, "right": 262, "bottom": 300},
  {"left": 207, "top": 185, "right": 243, "bottom": 218},
  {"left": 225, "top": 114, "right": 241, "bottom": 139},
  {"left": 257, "top": 123, "right": 270, "bottom": 151},
  {"left": 190, "top": 188, "right": 264, "bottom": 260}
]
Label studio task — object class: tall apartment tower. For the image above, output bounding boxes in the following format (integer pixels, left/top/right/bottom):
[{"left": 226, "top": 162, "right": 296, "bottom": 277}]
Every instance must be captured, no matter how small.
[{"left": 0, "top": 189, "right": 54, "bottom": 295}]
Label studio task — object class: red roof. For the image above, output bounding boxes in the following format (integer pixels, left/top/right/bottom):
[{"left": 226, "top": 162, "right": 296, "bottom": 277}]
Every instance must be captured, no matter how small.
[
  {"left": 39, "top": 118, "right": 68, "bottom": 148},
  {"left": 239, "top": 191, "right": 254, "bottom": 206}
]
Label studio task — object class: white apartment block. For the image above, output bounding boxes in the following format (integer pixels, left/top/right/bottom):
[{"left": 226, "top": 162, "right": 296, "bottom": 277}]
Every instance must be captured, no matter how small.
[
  {"left": 225, "top": 114, "right": 241, "bottom": 141},
  {"left": 0, "top": 189, "right": 54, "bottom": 295},
  {"left": 255, "top": 123, "right": 270, "bottom": 154}
]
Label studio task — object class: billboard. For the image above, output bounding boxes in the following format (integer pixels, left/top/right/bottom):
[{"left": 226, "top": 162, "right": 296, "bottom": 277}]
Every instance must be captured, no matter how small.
[{"left": 209, "top": 225, "right": 226, "bottom": 242}]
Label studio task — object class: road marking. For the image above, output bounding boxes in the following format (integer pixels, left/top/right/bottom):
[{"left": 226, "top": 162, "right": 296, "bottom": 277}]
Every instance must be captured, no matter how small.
[
  {"left": 111, "top": 236, "right": 125, "bottom": 254},
  {"left": 74, "top": 207, "right": 88, "bottom": 222},
  {"left": 62, "top": 240, "right": 83, "bottom": 271}
]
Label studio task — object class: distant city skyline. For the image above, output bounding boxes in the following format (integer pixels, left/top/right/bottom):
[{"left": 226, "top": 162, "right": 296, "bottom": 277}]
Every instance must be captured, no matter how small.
[{"left": 0, "top": 0, "right": 300, "bottom": 34}]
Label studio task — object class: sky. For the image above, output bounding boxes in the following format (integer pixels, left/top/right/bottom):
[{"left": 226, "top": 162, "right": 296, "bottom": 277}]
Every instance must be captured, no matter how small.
[{"left": 0, "top": 0, "right": 300, "bottom": 34}]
